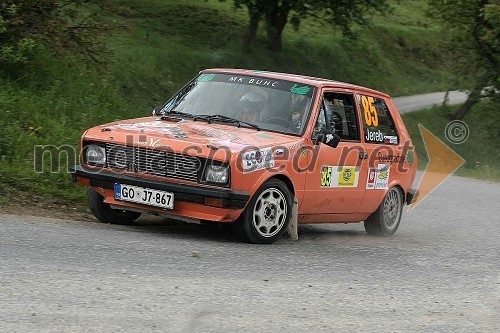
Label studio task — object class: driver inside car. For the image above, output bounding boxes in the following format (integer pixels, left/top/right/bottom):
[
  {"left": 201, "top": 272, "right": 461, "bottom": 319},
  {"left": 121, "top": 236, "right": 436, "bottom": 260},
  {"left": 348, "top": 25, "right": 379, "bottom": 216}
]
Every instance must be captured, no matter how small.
[
  {"left": 238, "top": 91, "right": 266, "bottom": 123},
  {"left": 291, "top": 94, "right": 308, "bottom": 130}
]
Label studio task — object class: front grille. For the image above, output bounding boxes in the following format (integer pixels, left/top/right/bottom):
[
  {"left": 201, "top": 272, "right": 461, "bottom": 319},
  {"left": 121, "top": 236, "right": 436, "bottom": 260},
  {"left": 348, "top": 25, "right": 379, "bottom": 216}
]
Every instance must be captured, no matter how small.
[{"left": 105, "top": 143, "right": 200, "bottom": 183}]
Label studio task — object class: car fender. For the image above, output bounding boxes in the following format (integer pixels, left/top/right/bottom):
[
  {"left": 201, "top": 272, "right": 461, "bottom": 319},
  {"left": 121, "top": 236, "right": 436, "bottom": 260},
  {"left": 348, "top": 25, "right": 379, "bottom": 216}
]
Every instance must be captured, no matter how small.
[
  {"left": 248, "top": 170, "right": 297, "bottom": 202},
  {"left": 385, "top": 179, "right": 406, "bottom": 204}
]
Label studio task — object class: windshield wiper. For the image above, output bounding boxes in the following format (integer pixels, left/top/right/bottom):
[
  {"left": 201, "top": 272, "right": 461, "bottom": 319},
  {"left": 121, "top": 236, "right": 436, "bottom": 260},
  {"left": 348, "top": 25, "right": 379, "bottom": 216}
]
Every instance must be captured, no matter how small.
[
  {"left": 164, "top": 110, "right": 195, "bottom": 118},
  {"left": 158, "top": 110, "right": 209, "bottom": 123},
  {"left": 192, "top": 115, "right": 211, "bottom": 123},
  {"left": 203, "top": 114, "right": 260, "bottom": 131}
]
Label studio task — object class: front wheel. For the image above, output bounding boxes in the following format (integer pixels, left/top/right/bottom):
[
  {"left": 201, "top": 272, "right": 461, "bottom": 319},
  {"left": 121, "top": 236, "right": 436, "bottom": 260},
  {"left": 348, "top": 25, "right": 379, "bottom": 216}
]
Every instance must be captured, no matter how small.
[
  {"left": 364, "top": 186, "right": 403, "bottom": 236},
  {"left": 233, "top": 179, "right": 292, "bottom": 244},
  {"left": 87, "top": 187, "right": 142, "bottom": 225}
]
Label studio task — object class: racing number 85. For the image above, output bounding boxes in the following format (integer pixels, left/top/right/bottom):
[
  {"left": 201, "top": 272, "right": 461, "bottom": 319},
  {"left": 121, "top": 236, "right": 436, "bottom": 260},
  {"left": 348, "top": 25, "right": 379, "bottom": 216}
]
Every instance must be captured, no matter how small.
[
  {"left": 361, "top": 95, "right": 379, "bottom": 127},
  {"left": 321, "top": 166, "right": 332, "bottom": 187}
]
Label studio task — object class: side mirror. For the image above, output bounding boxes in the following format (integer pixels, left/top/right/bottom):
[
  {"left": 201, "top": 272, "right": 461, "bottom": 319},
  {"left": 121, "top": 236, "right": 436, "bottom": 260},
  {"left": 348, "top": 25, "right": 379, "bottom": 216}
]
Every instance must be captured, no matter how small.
[{"left": 314, "top": 127, "right": 340, "bottom": 148}]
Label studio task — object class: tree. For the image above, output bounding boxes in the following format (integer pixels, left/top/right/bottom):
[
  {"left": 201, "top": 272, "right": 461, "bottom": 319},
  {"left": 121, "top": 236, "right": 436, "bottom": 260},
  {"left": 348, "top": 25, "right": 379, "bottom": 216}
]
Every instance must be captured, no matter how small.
[
  {"left": 429, "top": 0, "right": 499, "bottom": 119},
  {"left": 263, "top": 0, "right": 296, "bottom": 51},
  {"left": 232, "top": 0, "right": 388, "bottom": 51},
  {"left": 0, "top": 0, "right": 116, "bottom": 66},
  {"left": 238, "top": 0, "right": 265, "bottom": 47},
  {"left": 233, "top": 0, "right": 304, "bottom": 51}
]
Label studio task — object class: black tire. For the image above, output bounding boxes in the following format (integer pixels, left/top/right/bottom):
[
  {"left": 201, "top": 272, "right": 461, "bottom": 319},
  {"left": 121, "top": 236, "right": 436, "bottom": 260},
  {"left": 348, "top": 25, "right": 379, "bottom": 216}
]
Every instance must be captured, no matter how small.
[
  {"left": 364, "top": 186, "right": 403, "bottom": 236},
  {"left": 87, "top": 187, "right": 142, "bottom": 225},
  {"left": 232, "top": 179, "right": 293, "bottom": 244}
]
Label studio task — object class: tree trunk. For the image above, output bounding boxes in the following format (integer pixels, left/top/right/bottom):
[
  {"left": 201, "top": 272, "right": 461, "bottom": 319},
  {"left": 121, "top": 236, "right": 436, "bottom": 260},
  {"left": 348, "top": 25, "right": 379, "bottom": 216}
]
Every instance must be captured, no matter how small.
[
  {"left": 452, "top": 84, "right": 482, "bottom": 120},
  {"left": 264, "top": 2, "right": 290, "bottom": 52},
  {"left": 266, "top": 25, "right": 285, "bottom": 51},
  {"left": 441, "top": 90, "right": 450, "bottom": 108},
  {"left": 242, "top": 10, "right": 261, "bottom": 48}
]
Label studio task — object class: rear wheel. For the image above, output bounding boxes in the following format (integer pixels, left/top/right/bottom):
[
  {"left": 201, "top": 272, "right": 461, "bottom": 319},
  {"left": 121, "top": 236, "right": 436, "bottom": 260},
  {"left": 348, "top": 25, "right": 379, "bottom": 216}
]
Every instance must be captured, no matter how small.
[
  {"left": 233, "top": 179, "right": 292, "bottom": 244},
  {"left": 87, "top": 187, "right": 141, "bottom": 225},
  {"left": 364, "top": 186, "right": 403, "bottom": 236}
]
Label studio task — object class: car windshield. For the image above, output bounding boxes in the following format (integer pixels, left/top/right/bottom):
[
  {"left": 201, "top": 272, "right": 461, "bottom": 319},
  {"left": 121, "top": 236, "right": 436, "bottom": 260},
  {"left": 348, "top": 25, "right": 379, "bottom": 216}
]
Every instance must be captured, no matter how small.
[{"left": 159, "top": 73, "right": 316, "bottom": 135}]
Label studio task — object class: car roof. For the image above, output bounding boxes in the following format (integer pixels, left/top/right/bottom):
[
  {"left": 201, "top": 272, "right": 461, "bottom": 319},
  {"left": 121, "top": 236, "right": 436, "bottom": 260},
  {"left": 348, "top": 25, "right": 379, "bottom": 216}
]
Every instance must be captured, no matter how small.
[{"left": 202, "top": 68, "right": 390, "bottom": 98}]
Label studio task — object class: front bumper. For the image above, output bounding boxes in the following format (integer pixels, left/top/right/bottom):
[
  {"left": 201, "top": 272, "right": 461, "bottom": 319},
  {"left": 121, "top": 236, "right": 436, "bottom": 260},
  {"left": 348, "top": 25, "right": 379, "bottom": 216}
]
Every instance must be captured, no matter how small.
[{"left": 71, "top": 165, "right": 249, "bottom": 209}]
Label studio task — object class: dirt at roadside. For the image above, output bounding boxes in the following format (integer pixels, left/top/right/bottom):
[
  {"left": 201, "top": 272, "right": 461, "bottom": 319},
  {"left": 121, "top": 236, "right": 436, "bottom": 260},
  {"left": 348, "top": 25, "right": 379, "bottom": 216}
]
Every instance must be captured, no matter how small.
[
  {"left": 0, "top": 203, "right": 94, "bottom": 221},
  {"left": 0, "top": 189, "right": 175, "bottom": 224},
  {"left": 0, "top": 191, "right": 94, "bottom": 222}
]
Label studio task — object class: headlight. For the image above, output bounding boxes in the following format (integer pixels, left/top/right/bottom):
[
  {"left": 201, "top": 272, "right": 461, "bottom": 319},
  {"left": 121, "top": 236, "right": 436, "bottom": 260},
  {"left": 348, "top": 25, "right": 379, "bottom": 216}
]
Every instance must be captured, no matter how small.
[
  {"left": 205, "top": 165, "right": 228, "bottom": 184},
  {"left": 86, "top": 144, "right": 106, "bottom": 165}
]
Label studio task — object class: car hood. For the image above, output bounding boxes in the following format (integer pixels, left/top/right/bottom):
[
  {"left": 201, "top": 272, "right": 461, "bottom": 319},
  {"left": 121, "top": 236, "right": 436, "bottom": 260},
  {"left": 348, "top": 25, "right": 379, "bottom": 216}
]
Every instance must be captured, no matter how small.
[{"left": 83, "top": 117, "right": 302, "bottom": 159}]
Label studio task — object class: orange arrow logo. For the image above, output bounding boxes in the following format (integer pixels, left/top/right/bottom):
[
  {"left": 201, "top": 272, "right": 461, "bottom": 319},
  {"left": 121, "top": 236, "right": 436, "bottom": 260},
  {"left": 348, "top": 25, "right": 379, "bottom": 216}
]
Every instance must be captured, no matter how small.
[{"left": 409, "top": 124, "right": 465, "bottom": 210}]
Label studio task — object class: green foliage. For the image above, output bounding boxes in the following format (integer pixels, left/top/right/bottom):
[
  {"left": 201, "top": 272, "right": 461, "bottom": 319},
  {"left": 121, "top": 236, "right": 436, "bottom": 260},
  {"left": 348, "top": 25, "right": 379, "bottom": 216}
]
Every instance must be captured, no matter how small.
[
  {"left": 0, "top": 36, "right": 35, "bottom": 64},
  {"left": 0, "top": 47, "right": 139, "bottom": 200},
  {"left": 0, "top": 4, "right": 35, "bottom": 63},
  {"left": 0, "top": 0, "right": 117, "bottom": 66},
  {"left": 317, "top": 0, "right": 389, "bottom": 37},
  {"left": 403, "top": 101, "right": 500, "bottom": 180},
  {"left": 230, "top": 0, "right": 389, "bottom": 50},
  {"left": 428, "top": 0, "right": 499, "bottom": 98}
]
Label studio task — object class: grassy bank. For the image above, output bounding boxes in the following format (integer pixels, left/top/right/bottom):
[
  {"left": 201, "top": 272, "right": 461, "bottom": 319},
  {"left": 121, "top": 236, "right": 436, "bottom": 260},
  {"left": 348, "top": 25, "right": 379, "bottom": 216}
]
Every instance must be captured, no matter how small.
[
  {"left": 403, "top": 100, "right": 500, "bottom": 181},
  {"left": 0, "top": 0, "right": 468, "bottom": 205}
]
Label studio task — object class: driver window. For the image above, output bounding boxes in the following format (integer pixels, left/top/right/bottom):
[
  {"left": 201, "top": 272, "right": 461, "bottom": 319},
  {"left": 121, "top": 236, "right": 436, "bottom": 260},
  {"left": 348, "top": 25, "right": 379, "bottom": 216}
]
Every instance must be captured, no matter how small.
[
  {"left": 312, "top": 92, "right": 359, "bottom": 141},
  {"left": 312, "top": 103, "right": 327, "bottom": 139}
]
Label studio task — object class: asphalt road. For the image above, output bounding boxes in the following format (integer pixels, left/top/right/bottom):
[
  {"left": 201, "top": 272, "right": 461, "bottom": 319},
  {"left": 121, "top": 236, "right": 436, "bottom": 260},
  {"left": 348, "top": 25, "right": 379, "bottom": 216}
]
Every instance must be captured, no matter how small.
[
  {"left": 1, "top": 173, "right": 499, "bottom": 332},
  {"left": 394, "top": 91, "right": 468, "bottom": 113}
]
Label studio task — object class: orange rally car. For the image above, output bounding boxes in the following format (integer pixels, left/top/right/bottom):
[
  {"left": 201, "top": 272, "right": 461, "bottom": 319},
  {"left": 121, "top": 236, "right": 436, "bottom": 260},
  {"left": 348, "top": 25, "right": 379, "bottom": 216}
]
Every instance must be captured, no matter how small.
[{"left": 71, "top": 69, "right": 418, "bottom": 244}]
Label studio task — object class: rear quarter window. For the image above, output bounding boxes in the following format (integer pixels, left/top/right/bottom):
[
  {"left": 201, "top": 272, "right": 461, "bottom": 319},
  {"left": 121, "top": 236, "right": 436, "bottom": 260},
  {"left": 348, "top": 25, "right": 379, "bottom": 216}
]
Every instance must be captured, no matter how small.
[{"left": 358, "top": 95, "right": 399, "bottom": 145}]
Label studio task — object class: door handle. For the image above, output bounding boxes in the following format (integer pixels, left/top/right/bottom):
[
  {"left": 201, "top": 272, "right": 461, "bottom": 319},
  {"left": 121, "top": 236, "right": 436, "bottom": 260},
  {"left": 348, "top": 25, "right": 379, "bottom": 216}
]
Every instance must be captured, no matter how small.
[{"left": 359, "top": 152, "right": 368, "bottom": 160}]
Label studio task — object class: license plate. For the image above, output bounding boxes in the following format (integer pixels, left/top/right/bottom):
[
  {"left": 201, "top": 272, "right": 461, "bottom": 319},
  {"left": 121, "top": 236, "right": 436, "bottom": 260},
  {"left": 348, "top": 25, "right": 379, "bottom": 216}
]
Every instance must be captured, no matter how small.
[{"left": 114, "top": 184, "right": 174, "bottom": 209}]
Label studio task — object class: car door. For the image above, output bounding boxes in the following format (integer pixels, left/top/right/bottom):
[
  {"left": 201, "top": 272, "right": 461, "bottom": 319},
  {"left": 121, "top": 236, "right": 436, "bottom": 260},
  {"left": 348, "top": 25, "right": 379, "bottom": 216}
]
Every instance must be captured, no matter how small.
[
  {"left": 356, "top": 93, "right": 402, "bottom": 214},
  {"left": 301, "top": 90, "right": 368, "bottom": 214}
]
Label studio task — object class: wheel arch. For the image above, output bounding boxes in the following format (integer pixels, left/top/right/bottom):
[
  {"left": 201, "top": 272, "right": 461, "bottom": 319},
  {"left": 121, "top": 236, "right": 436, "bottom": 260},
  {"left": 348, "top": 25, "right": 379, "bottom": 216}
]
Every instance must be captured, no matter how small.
[
  {"left": 248, "top": 171, "right": 296, "bottom": 198},
  {"left": 237, "top": 173, "right": 295, "bottom": 221},
  {"left": 372, "top": 180, "right": 405, "bottom": 209},
  {"left": 270, "top": 174, "right": 295, "bottom": 196},
  {"left": 388, "top": 179, "right": 405, "bottom": 197},
  {"left": 391, "top": 182, "right": 406, "bottom": 204}
]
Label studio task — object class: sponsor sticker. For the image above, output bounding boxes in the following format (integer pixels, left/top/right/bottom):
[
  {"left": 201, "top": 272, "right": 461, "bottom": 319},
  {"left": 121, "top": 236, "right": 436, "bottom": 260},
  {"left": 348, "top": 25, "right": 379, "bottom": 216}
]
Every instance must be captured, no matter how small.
[
  {"left": 366, "top": 164, "right": 391, "bottom": 189},
  {"left": 202, "top": 74, "right": 315, "bottom": 97},
  {"left": 197, "top": 73, "right": 217, "bottom": 82},
  {"left": 290, "top": 84, "right": 311, "bottom": 95},
  {"left": 242, "top": 148, "right": 274, "bottom": 173},
  {"left": 321, "top": 166, "right": 359, "bottom": 188},
  {"left": 190, "top": 126, "right": 242, "bottom": 140},
  {"left": 377, "top": 152, "right": 406, "bottom": 163},
  {"left": 406, "top": 148, "right": 414, "bottom": 165},
  {"left": 366, "top": 168, "right": 376, "bottom": 189},
  {"left": 384, "top": 135, "right": 398, "bottom": 144}
]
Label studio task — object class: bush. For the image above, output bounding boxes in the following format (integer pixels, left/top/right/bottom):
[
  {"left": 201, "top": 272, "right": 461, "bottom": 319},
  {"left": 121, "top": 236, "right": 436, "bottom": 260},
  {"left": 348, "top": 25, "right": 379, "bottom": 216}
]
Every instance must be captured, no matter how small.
[
  {"left": 0, "top": 0, "right": 116, "bottom": 66},
  {"left": 0, "top": 3, "right": 36, "bottom": 63}
]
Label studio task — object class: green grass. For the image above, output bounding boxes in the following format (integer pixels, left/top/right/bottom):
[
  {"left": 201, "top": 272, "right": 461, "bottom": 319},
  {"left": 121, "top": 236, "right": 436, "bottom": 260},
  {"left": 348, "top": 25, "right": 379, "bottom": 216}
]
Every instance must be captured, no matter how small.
[
  {"left": 0, "top": 0, "right": 484, "bottom": 205},
  {"left": 108, "top": 0, "right": 457, "bottom": 99},
  {"left": 403, "top": 100, "right": 500, "bottom": 181}
]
